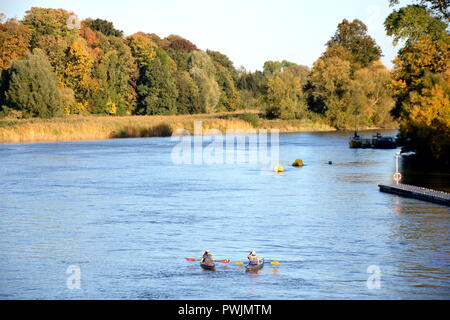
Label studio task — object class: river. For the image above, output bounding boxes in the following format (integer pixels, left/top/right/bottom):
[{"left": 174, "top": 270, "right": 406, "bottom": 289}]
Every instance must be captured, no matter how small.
[{"left": 0, "top": 130, "right": 449, "bottom": 299}]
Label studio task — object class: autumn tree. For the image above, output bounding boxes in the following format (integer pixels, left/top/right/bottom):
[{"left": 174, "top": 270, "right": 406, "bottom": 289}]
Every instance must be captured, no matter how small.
[
  {"left": 21, "top": 7, "right": 78, "bottom": 48},
  {"left": 389, "top": 35, "right": 450, "bottom": 162},
  {"left": 127, "top": 34, "right": 157, "bottom": 68},
  {"left": 0, "top": 18, "right": 31, "bottom": 69},
  {"left": 64, "top": 40, "right": 98, "bottom": 113},
  {"left": 4, "top": 49, "right": 63, "bottom": 118},
  {"left": 386, "top": 0, "right": 450, "bottom": 164},
  {"left": 165, "top": 34, "right": 198, "bottom": 51},
  {"left": 36, "top": 34, "right": 70, "bottom": 84}
]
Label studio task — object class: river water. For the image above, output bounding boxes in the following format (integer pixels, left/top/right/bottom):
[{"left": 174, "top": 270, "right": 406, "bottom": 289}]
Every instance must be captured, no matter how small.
[{"left": 0, "top": 130, "right": 449, "bottom": 300}]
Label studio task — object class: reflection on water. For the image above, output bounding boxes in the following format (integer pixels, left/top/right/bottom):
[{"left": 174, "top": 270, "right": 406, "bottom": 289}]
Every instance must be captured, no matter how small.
[{"left": 0, "top": 130, "right": 449, "bottom": 299}]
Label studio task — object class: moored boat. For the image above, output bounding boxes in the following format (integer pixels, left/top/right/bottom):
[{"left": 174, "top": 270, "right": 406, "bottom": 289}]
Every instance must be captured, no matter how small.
[{"left": 349, "top": 132, "right": 397, "bottom": 149}]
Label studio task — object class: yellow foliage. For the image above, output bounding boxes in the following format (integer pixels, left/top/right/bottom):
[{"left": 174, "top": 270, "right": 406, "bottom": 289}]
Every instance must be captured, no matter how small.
[
  {"left": 127, "top": 34, "right": 157, "bottom": 68},
  {"left": 106, "top": 100, "right": 117, "bottom": 115},
  {"left": 409, "top": 82, "right": 450, "bottom": 128}
]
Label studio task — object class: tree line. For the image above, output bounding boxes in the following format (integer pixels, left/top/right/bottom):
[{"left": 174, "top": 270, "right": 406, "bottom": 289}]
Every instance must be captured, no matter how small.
[
  {"left": 0, "top": 7, "right": 392, "bottom": 127},
  {"left": 0, "top": 1, "right": 448, "bottom": 164}
]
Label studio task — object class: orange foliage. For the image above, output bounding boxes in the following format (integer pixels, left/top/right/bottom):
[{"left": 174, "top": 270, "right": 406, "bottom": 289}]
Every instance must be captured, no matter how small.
[{"left": 0, "top": 19, "right": 31, "bottom": 69}]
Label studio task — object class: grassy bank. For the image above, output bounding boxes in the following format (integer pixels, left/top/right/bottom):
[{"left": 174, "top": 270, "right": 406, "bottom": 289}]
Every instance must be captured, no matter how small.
[{"left": 0, "top": 111, "right": 337, "bottom": 144}]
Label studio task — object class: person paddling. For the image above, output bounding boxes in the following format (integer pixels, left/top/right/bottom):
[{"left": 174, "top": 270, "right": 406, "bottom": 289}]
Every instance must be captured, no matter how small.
[
  {"left": 201, "top": 250, "right": 215, "bottom": 264},
  {"left": 247, "top": 251, "right": 262, "bottom": 265}
]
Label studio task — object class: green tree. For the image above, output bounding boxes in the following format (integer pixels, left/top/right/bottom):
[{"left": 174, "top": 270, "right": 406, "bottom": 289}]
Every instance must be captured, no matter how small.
[
  {"left": 189, "top": 51, "right": 220, "bottom": 113},
  {"left": 264, "top": 65, "right": 310, "bottom": 120},
  {"left": 389, "top": 0, "right": 450, "bottom": 22},
  {"left": 263, "top": 60, "right": 296, "bottom": 77},
  {"left": 307, "top": 55, "right": 353, "bottom": 128},
  {"left": 385, "top": 5, "right": 448, "bottom": 45},
  {"left": 136, "top": 47, "right": 178, "bottom": 115},
  {"left": 236, "top": 68, "right": 268, "bottom": 109},
  {"left": 4, "top": 49, "right": 63, "bottom": 118},
  {"left": 174, "top": 70, "right": 201, "bottom": 114},
  {"left": 84, "top": 18, "right": 124, "bottom": 37},
  {"left": 327, "top": 19, "right": 382, "bottom": 68},
  {"left": 352, "top": 61, "right": 395, "bottom": 127},
  {"left": 94, "top": 50, "right": 137, "bottom": 115}
]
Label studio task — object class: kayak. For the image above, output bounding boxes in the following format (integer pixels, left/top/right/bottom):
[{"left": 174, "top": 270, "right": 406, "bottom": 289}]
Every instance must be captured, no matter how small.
[
  {"left": 246, "top": 259, "right": 264, "bottom": 272},
  {"left": 200, "top": 261, "right": 216, "bottom": 270}
]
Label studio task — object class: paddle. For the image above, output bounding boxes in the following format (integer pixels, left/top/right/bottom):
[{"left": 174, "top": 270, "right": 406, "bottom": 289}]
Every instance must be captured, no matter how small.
[
  {"left": 235, "top": 260, "right": 279, "bottom": 266},
  {"left": 185, "top": 258, "right": 231, "bottom": 263}
]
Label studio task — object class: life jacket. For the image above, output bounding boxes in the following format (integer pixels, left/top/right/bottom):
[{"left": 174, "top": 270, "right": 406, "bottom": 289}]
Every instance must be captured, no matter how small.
[{"left": 248, "top": 255, "right": 260, "bottom": 265}]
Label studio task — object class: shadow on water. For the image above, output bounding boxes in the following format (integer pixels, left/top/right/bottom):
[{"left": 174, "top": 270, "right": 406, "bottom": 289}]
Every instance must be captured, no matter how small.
[{"left": 400, "top": 155, "right": 450, "bottom": 193}]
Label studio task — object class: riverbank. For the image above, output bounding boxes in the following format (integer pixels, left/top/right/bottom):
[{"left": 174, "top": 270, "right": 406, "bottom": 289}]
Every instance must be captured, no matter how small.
[
  {"left": 0, "top": 111, "right": 397, "bottom": 144},
  {"left": 0, "top": 111, "right": 337, "bottom": 144}
]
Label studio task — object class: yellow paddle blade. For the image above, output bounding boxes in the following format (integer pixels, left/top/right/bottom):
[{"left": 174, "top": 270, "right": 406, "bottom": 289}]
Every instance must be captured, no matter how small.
[
  {"left": 235, "top": 261, "right": 245, "bottom": 265},
  {"left": 270, "top": 261, "right": 279, "bottom": 265}
]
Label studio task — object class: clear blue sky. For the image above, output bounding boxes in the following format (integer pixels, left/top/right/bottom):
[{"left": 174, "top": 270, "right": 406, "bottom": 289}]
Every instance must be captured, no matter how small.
[{"left": 1, "top": 0, "right": 402, "bottom": 70}]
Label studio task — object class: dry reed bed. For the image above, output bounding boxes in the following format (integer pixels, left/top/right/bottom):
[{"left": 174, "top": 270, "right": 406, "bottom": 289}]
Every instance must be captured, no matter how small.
[{"left": 0, "top": 113, "right": 335, "bottom": 144}]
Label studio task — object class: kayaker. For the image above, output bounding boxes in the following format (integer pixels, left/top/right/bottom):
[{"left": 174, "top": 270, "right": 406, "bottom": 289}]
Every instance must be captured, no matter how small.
[
  {"left": 201, "top": 250, "right": 215, "bottom": 263},
  {"left": 247, "top": 251, "right": 262, "bottom": 265}
]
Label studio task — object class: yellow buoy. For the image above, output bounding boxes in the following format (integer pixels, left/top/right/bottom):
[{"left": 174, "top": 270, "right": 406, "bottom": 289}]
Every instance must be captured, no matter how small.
[
  {"left": 273, "top": 166, "right": 284, "bottom": 173},
  {"left": 292, "top": 159, "right": 304, "bottom": 167}
]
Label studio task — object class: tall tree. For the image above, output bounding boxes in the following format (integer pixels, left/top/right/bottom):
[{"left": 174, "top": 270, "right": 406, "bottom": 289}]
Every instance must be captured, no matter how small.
[
  {"left": 189, "top": 51, "right": 220, "bottom": 113},
  {"left": 138, "top": 47, "right": 178, "bottom": 115},
  {"left": 64, "top": 40, "right": 99, "bottom": 112},
  {"left": 386, "top": 0, "right": 450, "bottom": 164},
  {"left": 4, "top": 49, "right": 63, "bottom": 118},
  {"left": 94, "top": 49, "right": 137, "bottom": 115},
  {"left": 264, "top": 65, "right": 310, "bottom": 120},
  {"left": 307, "top": 55, "right": 353, "bottom": 128},
  {"left": 327, "top": 19, "right": 382, "bottom": 68},
  {"left": 174, "top": 70, "right": 201, "bottom": 114},
  {"left": 351, "top": 61, "right": 395, "bottom": 127}
]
